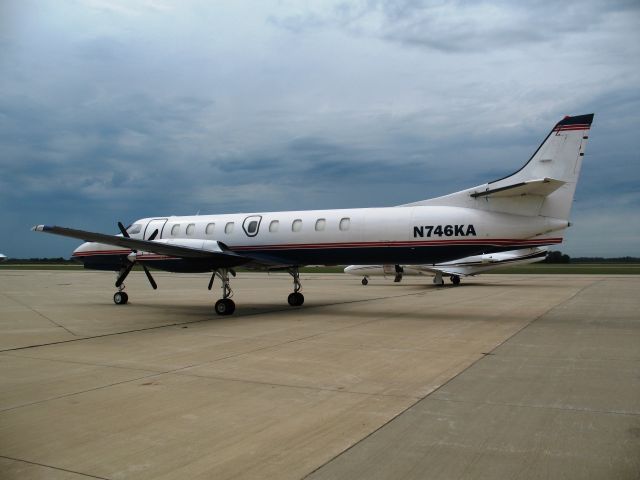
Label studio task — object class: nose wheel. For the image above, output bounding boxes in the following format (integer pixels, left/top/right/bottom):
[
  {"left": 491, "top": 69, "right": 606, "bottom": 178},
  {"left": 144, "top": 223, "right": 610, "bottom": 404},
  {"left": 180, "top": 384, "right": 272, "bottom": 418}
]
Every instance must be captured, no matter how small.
[{"left": 113, "top": 291, "right": 129, "bottom": 305}]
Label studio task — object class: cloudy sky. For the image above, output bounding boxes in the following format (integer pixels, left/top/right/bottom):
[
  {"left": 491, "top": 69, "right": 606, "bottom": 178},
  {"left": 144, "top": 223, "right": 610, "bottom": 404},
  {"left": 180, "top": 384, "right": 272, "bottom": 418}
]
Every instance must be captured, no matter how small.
[{"left": 1, "top": 0, "right": 639, "bottom": 258}]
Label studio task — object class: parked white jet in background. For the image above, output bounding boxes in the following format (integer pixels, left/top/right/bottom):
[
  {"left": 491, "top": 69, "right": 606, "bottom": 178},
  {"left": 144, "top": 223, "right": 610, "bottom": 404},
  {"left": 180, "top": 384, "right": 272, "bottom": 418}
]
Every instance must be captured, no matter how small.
[
  {"left": 0, "top": 254, "right": 6, "bottom": 262},
  {"left": 33, "top": 114, "right": 593, "bottom": 315},
  {"left": 345, "top": 247, "right": 548, "bottom": 285}
]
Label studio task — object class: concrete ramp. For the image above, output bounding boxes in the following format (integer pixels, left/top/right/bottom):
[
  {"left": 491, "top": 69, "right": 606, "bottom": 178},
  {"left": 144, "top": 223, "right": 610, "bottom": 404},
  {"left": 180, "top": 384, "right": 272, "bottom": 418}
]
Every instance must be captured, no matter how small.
[{"left": 307, "top": 277, "right": 640, "bottom": 479}]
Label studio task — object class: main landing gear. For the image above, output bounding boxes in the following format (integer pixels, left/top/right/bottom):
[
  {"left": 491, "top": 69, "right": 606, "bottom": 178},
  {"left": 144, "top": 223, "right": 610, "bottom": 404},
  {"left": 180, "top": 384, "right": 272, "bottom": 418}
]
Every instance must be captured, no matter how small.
[
  {"left": 209, "top": 268, "right": 236, "bottom": 316},
  {"left": 287, "top": 267, "right": 304, "bottom": 306},
  {"left": 450, "top": 275, "right": 461, "bottom": 286}
]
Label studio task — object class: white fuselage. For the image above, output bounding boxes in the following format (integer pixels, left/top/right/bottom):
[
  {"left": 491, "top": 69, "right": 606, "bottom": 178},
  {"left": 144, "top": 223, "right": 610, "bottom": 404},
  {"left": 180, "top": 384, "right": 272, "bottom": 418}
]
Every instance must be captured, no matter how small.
[{"left": 73, "top": 206, "right": 565, "bottom": 271}]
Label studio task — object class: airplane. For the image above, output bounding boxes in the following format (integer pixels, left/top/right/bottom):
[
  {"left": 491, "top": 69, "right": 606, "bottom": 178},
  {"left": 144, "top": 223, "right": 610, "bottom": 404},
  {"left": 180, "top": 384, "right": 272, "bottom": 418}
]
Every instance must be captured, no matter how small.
[
  {"left": 0, "top": 254, "right": 6, "bottom": 262},
  {"left": 33, "top": 114, "right": 593, "bottom": 315},
  {"left": 345, "top": 247, "right": 548, "bottom": 285}
]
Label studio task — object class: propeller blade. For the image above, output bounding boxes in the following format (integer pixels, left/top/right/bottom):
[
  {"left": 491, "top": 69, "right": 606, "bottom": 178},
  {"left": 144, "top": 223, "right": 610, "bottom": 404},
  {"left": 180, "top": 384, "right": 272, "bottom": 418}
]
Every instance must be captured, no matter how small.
[
  {"left": 147, "top": 229, "right": 159, "bottom": 241},
  {"left": 208, "top": 272, "right": 216, "bottom": 290},
  {"left": 142, "top": 264, "right": 158, "bottom": 290},
  {"left": 118, "top": 222, "right": 130, "bottom": 238},
  {"left": 115, "top": 262, "right": 135, "bottom": 288}
]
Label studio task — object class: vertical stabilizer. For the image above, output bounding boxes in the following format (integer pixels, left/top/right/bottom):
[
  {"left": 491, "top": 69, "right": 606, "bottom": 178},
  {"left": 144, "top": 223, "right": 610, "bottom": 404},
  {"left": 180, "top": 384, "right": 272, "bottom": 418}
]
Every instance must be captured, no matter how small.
[{"left": 404, "top": 114, "right": 594, "bottom": 221}]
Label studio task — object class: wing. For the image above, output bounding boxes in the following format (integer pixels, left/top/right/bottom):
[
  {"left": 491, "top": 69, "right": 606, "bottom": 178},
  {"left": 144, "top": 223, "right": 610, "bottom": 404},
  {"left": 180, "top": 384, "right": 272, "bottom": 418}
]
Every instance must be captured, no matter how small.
[
  {"left": 410, "top": 265, "right": 473, "bottom": 277},
  {"left": 32, "top": 225, "right": 251, "bottom": 266}
]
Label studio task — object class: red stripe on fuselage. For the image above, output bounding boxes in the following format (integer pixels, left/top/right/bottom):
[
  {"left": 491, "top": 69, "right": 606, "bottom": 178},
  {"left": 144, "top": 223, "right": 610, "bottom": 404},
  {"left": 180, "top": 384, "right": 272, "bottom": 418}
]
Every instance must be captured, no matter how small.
[{"left": 72, "top": 238, "right": 562, "bottom": 259}]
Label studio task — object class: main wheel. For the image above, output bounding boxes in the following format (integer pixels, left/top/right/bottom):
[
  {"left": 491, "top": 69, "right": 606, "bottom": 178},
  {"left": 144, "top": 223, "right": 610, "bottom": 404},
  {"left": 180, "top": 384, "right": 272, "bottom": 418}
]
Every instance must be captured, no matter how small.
[
  {"left": 361, "top": 277, "right": 369, "bottom": 286},
  {"left": 113, "top": 291, "right": 128, "bottom": 305},
  {"left": 451, "top": 275, "right": 461, "bottom": 286},
  {"left": 215, "top": 298, "right": 235, "bottom": 315},
  {"left": 288, "top": 292, "right": 304, "bottom": 306}
]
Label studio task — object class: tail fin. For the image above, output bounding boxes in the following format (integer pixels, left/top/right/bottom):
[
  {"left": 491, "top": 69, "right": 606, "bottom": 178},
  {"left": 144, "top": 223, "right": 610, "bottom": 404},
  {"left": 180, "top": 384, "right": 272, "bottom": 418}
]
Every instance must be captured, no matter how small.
[{"left": 405, "top": 114, "right": 594, "bottom": 220}]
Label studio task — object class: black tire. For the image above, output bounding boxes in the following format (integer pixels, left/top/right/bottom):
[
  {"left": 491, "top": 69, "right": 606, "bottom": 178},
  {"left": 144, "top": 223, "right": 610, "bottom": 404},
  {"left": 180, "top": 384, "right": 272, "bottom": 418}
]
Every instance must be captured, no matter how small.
[
  {"left": 361, "top": 278, "right": 369, "bottom": 286},
  {"left": 113, "top": 291, "right": 128, "bottom": 305},
  {"left": 215, "top": 298, "right": 235, "bottom": 315},
  {"left": 288, "top": 292, "right": 304, "bottom": 306},
  {"left": 451, "top": 275, "right": 461, "bottom": 286}
]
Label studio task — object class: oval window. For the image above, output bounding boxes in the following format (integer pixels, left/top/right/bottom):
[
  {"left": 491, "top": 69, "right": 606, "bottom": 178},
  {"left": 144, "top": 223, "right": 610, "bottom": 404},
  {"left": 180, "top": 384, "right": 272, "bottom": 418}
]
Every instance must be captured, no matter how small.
[
  {"left": 225, "top": 222, "right": 234, "bottom": 234},
  {"left": 171, "top": 224, "right": 180, "bottom": 236},
  {"left": 292, "top": 219, "right": 302, "bottom": 232},
  {"left": 339, "top": 217, "right": 350, "bottom": 231},
  {"left": 248, "top": 221, "right": 258, "bottom": 234},
  {"left": 186, "top": 223, "right": 195, "bottom": 236},
  {"left": 269, "top": 220, "right": 279, "bottom": 233},
  {"left": 315, "top": 218, "right": 326, "bottom": 231},
  {"left": 205, "top": 223, "right": 215, "bottom": 235}
]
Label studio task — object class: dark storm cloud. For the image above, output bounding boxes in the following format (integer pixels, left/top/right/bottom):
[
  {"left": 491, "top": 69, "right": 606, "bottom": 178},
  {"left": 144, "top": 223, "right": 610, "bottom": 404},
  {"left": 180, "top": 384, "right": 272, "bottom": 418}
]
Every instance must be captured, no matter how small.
[
  {"left": 1, "top": 0, "right": 638, "bottom": 258},
  {"left": 271, "top": 0, "right": 640, "bottom": 53}
]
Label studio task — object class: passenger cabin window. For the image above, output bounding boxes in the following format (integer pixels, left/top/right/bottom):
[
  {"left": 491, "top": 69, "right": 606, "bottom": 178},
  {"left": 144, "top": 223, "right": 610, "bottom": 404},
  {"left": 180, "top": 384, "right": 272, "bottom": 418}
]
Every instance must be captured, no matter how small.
[
  {"left": 171, "top": 224, "right": 180, "bottom": 236},
  {"left": 186, "top": 223, "right": 195, "bottom": 236},
  {"left": 339, "top": 217, "right": 350, "bottom": 231},
  {"left": 247, "top": 221, "right": 258, "bottom": 234},
  {"left": 269, "top": 220, "right": 279, "bottom": 232},
  {"left": 127, "top": 224, "right": 142, "bottom": 235},
  {"left": 315, "top": 218, "right": 326, "bottom": 231},
  {"left": 225, "top": 222, "right": 234, "bottom": 234},
  {"left": 292, "top": 219, "right": 302, "bottom": 232},
  {"left": 205, "top": 223, "right": 215, "bottom": 235}
]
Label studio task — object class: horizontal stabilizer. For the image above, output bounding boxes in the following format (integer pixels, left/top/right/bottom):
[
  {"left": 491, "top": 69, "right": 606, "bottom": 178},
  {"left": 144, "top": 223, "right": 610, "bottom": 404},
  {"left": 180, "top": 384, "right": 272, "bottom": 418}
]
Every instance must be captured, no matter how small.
[{"left": 470, "top": 178, "right": 565, "bottom": 199}]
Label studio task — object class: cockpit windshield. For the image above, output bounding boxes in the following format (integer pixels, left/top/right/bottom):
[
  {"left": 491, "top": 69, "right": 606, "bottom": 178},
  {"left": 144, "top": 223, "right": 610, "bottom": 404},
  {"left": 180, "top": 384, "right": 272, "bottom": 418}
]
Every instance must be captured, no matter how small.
[{"left": 127, "top": 224, "right": 142, "bottom": 235}]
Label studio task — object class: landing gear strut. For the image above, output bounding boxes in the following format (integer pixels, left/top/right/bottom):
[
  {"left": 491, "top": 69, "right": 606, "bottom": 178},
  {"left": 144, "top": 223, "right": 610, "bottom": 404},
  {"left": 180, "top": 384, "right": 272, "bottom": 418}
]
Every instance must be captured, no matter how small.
[
  {"left": 287, "top": 267, "right": 304, "bottom": 306},
  {"left": 212, "top": 268, "right": 236, "bottom": 315},
  {"left": 113, "top": 266, "right": 130, "bottom": 305},
  {"left": 433, "top": 271, "right": 445, "bottom": 286}
]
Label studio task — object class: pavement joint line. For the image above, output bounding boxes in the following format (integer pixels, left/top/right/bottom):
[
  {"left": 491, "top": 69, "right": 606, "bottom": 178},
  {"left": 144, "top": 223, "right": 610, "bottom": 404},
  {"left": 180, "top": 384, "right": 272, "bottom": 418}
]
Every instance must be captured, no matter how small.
[
  {"left": 0, "top": 370, "right": 170, "bottom": 414},
  {"left": 1, "top": 351, "right": 162, "bottom": 374},
  {"left": 0, "top": 454, "right": 111, "bottom": 480},
  {"left": 168, "top": 370, "right": 419, "bottom": 399},
  {"left": 0, "top": 287, "right": 446, "bottom": 354},
  {"left": 472, "top": 351, "right": 640, "bottom": 363},
  {"left": 425, "top": 396, "right": 640, "bottom": 417},
  {"left": 0, "top": 291, "right": 79, "bottom": 337},
  {"left": 302, "top": 276, "right": 601, "bottom": 479}
]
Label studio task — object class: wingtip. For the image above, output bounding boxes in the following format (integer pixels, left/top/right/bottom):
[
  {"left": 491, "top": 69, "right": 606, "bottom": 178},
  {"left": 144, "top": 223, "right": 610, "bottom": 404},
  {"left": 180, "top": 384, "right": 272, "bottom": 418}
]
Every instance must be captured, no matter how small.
[{"left": 31, "top": 225, "right": 46, "bottom": 232}]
